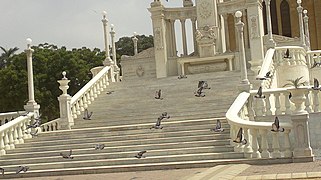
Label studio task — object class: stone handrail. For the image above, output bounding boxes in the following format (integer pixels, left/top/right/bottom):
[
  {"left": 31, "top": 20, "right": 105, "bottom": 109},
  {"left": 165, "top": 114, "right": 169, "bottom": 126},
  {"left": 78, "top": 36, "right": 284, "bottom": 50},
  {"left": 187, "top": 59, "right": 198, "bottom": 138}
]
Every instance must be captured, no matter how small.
[
  {"left": 256, "top": 48, "right": 275, "bottom": 80},
  {"left": 307, "top": 50, "right": 321, "bottom": 68},
  {"left": 249, "top": 86, "right": 320, "bottom": 117},
  {"left": 226, "top": 92, "right": 293, "bottom": 159},
  {"left": 40, "top": 118, "right": 60, "bottom": 132},
  {"left": 274, "top": 46, "right": 307, "bottom": 66},
  {"left": 0, "top": 112, "right": 35, "bottom": 156},
  {"left": 0, "top": 111, "right": 26, "bottom": 126},
  {"left": 70, "top": 66, "right": 111, "bottom": 119}
]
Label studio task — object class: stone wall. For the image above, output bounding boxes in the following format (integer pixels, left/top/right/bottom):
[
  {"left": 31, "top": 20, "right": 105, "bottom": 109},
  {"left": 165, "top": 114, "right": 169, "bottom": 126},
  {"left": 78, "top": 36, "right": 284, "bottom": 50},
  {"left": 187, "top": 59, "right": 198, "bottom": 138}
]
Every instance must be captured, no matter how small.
[{"left": 120, "top": 48, "right": 156, "bottom": 81}]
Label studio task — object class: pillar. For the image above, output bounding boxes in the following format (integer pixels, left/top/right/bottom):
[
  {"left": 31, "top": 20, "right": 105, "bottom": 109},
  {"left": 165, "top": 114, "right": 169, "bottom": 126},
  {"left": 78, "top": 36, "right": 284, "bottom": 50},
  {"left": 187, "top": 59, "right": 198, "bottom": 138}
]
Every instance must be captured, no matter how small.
[
  {"left": 57, "top": 72, "right": 73, "bottom": 130},
  {"left": 297, "top": 0, "right": 306, "bottom": 48},
  {"left": 264, "top": 0, "right": 276, "bottom": 48},
  {"left": 180, "top": 19, "right": 188, "bottom": 56},
  {"left": 223, "top": 13, "right": 231, "bottom": 52}
]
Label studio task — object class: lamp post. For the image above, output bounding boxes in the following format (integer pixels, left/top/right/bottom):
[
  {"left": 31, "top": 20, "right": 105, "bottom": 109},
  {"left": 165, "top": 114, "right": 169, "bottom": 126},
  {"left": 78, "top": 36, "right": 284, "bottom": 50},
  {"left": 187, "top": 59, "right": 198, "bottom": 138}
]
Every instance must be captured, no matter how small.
[
  {"left": 102, "top": 11, "right": 113, "bottom": 66},
  {"left": 235, "top": 11, "right": 249, "bottom": 85},
  {"left": 297, "top": 0, "right": 306, "bottom": 47},
  {"left": 264, "top": 0, "right": 276, "bottom": 48},
  {"left": 110, "top": 24, "right": 118, "bottom": 69},
  {"left": 303, "top": 10, "right": 310, "bottom": 50},
  {"left": 24, "top": 38, "right": 40, "bottom": 117},
  {"left": 132, "top": 32, "right": 138, "bottom": 55}
]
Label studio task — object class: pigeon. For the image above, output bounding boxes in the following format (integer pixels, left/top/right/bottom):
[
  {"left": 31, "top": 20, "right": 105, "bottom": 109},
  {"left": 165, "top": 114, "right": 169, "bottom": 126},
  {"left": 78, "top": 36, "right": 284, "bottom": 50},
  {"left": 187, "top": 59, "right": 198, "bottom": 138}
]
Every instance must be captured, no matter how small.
[
  {"left": 26, "top": 118, "right": 41, "bottom": 130},
  {"left": 94, "top": 144, "right": 105, "bottom": 150},
  {"left": 310, "top": 59, "right": 321, "bottom": 69},
  {"left": 25, "top": 129, "right": 39, "bottom": 137},
  {"left": 254, "top": 86, "right": 265, "bottom": 98},
  {"left": 271, "top": 116, "right": 285, "bottom": 132},
  {"left": 198, "top": 81, "right": 211, "bottom": 89},
  {"left": 289, "top": 92, "right": 292, "bottom": 99},
  {"left": 150, "top": 117, "right": 163, "bottom": 129},
  {"left": 154, "top": 89, "right": 163, "bottom": 100},
  {"left": 83, "top": 109, "right": 93, "bottom": 120},
  {"left": 161, "top": 112, "right": 170, "bottom": 119},
  {"left": 211, "top": 120, "right": 224, "bottom": 132},
  {"left": 0, "top": 167, "right": 4, "bottom": 176},
  {"left": 195, "top": 87, "right": 205, "bottom": 97},
  {"left": 178, "top": 75, "right": 187, "bottom": 79},
  {"left": 60, "top": 149, "right": 74, "bottom": 159},
  {"left": 312, "top": 78, "right": 321, "bottom": 90},
  {"left": 257, "top": 71, "right": 273, "bottom": 80},
  {"left": 106, "top": 90, "right": 114, "bottom": 95},
  {"left": 135, "top": 150, "right": 147, "bottom": 159},
  {"left": 283, "top": 48, "right": 291, "bottom": 59},
  {"left": 16, "top": 166, "right": 29, "bottom": 174},
  {"left": 233, "top": 128, "right": 247, "bottom": 145}
]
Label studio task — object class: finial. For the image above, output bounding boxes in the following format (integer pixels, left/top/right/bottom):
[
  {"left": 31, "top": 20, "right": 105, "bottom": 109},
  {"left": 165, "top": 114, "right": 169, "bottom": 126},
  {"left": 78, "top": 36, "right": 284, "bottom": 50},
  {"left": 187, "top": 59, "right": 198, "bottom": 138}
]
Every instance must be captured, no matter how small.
[{"left": 62, "top": 71, "right": 67, "bottom": 80}]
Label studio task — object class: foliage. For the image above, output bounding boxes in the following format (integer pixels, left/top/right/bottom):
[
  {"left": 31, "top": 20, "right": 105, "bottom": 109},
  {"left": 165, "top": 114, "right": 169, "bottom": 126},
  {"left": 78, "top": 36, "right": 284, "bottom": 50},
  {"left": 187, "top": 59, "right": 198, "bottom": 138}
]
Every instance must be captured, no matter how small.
[
  {"left": 115, "top": 34, "right": 153, "bottom": 58},
  {"left": 283, "top": 76, "right": 307, "bottom": 89},
  {"left": 0, "top": 46, "right": 19, "bottom": 68},
  {"left": 0, "top": 44, "right": 105, "bottom": 122}
]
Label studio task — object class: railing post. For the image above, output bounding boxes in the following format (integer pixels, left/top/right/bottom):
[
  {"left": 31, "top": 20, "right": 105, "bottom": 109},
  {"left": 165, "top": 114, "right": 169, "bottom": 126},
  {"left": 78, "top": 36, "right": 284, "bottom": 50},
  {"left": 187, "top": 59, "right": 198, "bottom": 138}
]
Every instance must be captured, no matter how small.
[
  {"left": 291, "top": 113, "right": 314, "bottom": 160},
  {"left": 57, "top": 71, "right": 73, "bottom": 130},
  {"left": 0, "top": 132, "right": 5, "bottom": 155}
]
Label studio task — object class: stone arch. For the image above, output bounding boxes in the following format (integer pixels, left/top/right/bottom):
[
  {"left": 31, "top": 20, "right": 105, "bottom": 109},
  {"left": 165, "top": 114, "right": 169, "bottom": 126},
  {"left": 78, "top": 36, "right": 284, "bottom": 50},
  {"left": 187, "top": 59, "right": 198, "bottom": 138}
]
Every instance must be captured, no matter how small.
[{"left": 280, "top": 0, "right": 292, "bottom": 37}]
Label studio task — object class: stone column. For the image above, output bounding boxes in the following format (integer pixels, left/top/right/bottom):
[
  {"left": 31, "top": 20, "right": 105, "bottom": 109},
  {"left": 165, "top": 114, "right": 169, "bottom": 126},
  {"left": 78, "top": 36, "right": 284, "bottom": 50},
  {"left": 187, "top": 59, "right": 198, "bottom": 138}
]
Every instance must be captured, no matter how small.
[
  {"left": 180, "top": 19, "right": 188, "bottom": 56},
  {"left": 149, "top": 1, "right": 168, "bottom": 78},
  {"left": 246, "top": 0, "right": 265, "bottom": 73},
  {"left": 132, "top": 32, "right": 138, "bottom": 55},
  {"left": 235, "top": 11, "right": 250, "bottom": 85},
  {"left": 264, "top": 0, "right": 276, "bottom": 48},
  {"left": 303, "top": 10, "right": 311, "bottom": 50},
  {"left": 297, "top": 0, "right": 306, "bottom": 48},
  {"left": 110, "top": 24, "right": 120, "bottom": 81},
  {"left": 102, "top": 11, "right": 114, "bottom": 66},
  {"left": 170, "top": 19, "right": 177, "bottom": 57},
  {"left": 57, "top": 72, "right": 73, "bottom": 130},
  {"left": 223, "top": 13, "right": 231, "bottom": 52},
  {"left": 24, "top": 38, "right": 40, "bottom": 118},
  {"left": 191, "top": 18, "right": 198, "bottom": 55}
]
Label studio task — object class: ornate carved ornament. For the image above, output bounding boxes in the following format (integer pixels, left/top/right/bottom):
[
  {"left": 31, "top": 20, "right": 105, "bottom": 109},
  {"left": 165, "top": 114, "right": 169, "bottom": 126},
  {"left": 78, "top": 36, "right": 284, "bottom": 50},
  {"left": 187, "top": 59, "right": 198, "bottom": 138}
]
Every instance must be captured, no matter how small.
[
  {"left": 136, "top": 65, "right": 145, "bottom": 77},
  {"left": 196, "top": 25, "right": 217, "bottom": 42},
  {"left": 197, "top": 1, "right": 212, "bottom": 19}
]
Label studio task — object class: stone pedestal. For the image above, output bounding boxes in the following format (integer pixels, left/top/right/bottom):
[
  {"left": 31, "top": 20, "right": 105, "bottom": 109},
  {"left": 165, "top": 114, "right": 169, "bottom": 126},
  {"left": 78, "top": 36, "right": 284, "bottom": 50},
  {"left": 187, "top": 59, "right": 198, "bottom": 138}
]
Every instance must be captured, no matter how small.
[
  {"left": 57, "top": 72, "right": 73, "bottom": 130},
  {"left": 24, "top": 103, "right": 40, "bottom": 118},
  {"left": 291, "top": 113, "right": 313, "bottom": 158}
]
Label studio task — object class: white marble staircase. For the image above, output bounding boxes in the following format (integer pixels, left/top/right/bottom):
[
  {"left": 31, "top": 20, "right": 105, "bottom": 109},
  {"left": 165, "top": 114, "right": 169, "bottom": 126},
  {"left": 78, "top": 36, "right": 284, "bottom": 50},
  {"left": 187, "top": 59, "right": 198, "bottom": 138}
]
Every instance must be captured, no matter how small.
[{"left": 0, "top": 71, "right": 250, "bottom": 178}]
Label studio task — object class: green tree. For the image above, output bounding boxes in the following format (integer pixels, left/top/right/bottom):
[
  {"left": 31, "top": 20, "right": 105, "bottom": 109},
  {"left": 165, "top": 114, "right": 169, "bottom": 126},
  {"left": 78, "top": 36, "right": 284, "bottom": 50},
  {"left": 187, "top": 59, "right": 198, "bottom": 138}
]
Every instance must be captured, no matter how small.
[
  {"left": 0, "top": 46, "right": 19, "bottom": 68},
  {"left": 115, "top": 34, "right": 153, "bottom": 58}
]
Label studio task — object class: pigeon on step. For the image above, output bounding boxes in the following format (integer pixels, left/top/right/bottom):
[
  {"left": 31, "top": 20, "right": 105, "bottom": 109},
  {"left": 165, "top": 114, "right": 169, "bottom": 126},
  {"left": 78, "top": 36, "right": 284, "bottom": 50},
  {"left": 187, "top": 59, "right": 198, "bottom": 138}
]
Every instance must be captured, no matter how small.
[
  {"left": 198, "top": 81, "right": 211, "bottom": 89},
  {"left": 154, "top": 89, "right": 163, "bottom": 100},
  {"left": 283, "top": 48, "right": 291, "bottom": 59},
  {"left": 60, "top": 149, "right": 74, "bottom": 159},
  {"left": 94, "top": 144, "right": 105, "bottom": 150},
  {"left": 254, "top": 86, "right": 265, "bottom": 98},
  {"left": 311, "top": 59, "right": 321, "bottom": 69},
  {"left": 16, "top": 166, "right": 29, "bottom": 174},
  {"left": 312, "top": 78, "right": 321, "bottom": 90},
  {"left": 233, "top": 128, "right": 247, "bottom": 145},
  {"left": 135, "top": 150, "right": 147, "bottom": 159},
  {"left": 25, "top": 129, "right": 39, "bottom": 137},
  {"left": 211, "top": 120, "right": 224, "bottom": 132},
  {"left": 83, "top": 109, "right": 93, "bottom": 120},
  {"left": 271, "top": 116, "right": 285, "bottom": 132},
  {"left": 195, "top": 87, "right": 205, "bottom": 97},
  {"left": 289, "top": 92, "right": 292, "bottom": 99},
  {"left": 26, "top": 118, "right": 41, "bottom": 130},
  {"left": 178, "top": 75, "right": 187, "bottom": 79},
  {"left": 0, "top": 167, "right": 4, "bottom": 176},
  {"left": 106, "top": 90, "right": 114, "bottom": 95}
]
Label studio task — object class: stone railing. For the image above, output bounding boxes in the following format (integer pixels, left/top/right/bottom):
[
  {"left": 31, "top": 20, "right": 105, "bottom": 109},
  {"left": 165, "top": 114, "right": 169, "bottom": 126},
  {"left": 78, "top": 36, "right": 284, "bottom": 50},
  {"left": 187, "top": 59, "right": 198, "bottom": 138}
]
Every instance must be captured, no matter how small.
[
  {"left": 256, "top": 48, "right": 276, "bottom": 89},
  {"left": 250, "top": 86, "right": 321, "bottom": 117},
  {"left": 273, "top": 46, "right": 307, "bottom": 66},
  {"left": 70, "top": 66, "right": 111, "bottom": 120},
  {"left": 40, "top": 118, "right": 60, "bottom": 132},
  {"left": 0, "top": 111, "right": 26, "bottom": 126},
  {"left": 307, "top": 50, "right": 321, "bottom": 68},
  {"left": 226, "top": 92, "right": 293, "bottom": 159},
  {"left": 0, "top": 112, "right": 35, "bottom": 156}
]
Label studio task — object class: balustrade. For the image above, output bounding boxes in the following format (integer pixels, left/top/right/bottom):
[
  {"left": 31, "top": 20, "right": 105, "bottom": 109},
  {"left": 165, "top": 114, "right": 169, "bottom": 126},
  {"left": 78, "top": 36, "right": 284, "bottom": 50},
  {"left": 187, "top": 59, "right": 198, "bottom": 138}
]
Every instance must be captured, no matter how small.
[
  {"left": 0, "top": 111, "right": 26, "bottom": 126},
  {"left": 0, "top": 112, "right": 34, "bottom": 156}
]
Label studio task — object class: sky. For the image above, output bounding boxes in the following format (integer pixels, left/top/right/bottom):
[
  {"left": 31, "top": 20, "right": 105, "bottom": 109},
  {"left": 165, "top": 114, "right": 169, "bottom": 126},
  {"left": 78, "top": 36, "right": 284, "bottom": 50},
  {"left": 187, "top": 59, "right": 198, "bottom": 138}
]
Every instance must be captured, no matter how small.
[{"left": 0, "top": 0, "right": 185, "bottom": 52}]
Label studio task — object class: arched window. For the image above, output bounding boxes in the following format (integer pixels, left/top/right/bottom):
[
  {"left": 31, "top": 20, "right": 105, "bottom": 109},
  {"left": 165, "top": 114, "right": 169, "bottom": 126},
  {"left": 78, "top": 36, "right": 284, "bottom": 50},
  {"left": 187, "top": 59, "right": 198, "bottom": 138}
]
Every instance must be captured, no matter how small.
[
  {"left": 280, "top": 0, "right": 292, "bottom": 37},
  {"left": 262, "top": 1, "right": 267, "bottom": 35},
  {"left": 262, "top": 0, "right": 278, "bottom": 35}
]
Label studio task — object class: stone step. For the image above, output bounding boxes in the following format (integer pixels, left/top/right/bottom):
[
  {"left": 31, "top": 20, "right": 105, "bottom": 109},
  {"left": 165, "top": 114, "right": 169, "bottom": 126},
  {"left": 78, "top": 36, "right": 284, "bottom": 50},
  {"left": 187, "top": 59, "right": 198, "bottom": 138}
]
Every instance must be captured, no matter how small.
[
  {"left": 1, "top": 152, "right": 244, "bottom": 173},
  {"left": 0, "top": 146, "right": 236, "bottom": 166}
]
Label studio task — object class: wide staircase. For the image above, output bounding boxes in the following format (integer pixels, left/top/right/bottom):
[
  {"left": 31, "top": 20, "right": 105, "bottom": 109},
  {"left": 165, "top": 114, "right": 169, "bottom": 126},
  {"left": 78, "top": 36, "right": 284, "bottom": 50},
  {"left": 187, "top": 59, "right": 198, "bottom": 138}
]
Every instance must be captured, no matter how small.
[{"left": 0, "top": 71, "right": 248, "bottom": 178}]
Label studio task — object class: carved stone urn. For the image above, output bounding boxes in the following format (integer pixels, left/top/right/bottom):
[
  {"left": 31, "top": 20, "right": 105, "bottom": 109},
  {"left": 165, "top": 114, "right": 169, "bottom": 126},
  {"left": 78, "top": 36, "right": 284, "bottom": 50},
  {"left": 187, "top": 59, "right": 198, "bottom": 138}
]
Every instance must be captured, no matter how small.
[{"left": 288, "top": 87, "right": 307, "bottom": 114}]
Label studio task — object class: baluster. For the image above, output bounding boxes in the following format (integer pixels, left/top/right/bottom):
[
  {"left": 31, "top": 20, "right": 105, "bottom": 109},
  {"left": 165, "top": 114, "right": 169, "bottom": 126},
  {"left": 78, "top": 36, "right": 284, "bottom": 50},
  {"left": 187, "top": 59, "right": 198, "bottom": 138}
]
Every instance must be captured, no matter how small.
[
  {"left": 18, "top": 123, "right": 24, "bottom": 144},
  {"left": 99, "top": 78, "right": 104, "bottom": 91},
  {"left": 247, "top": 97, "right": 255, "bottom": 120},
  {"left": 312, "top": 90, "right": 320, "bottom": 112},
  {"left": 96, "top": 82, "right": 101, "bottom": 95},
  {"left": 79, "top": 98, "right": 85, "bottom": 112},
  {"left": 4, "top": 130, "right": 11, "bottom": 150},
  {"left": 243, "top": 128, "right": 253, "bottom": 155},
  {"left": 0, "top": 132, "right": 6, "bottom": 155},
  {"left": 93, "top": 84, "right": 98, "bottom": 98},
  {"left": 83, "top": 94, "right": 88, "bottom": 109},
  {"left": 102, "top": 75, "right": 107, "bottom": 89},
  {"left": 265, "top": 94, "right": 272, "bottom": 115},
  {"left": 271, "top": 132, "right": 281, "bottom": 158},
  {"left": 8, "top": 128, "right": 15, "bottom": 149},
  {"left": 283, "top": 129, "right": 292, "bottom": 157},
  {"left": 304, "top": 91, "right": 312, "bottom": 113},
  {"left": 105, "top": 73, "right": 110, "bottom": 86},
  {"left": 274, "top": 93, "right": 282, "bottom": 115},
  {"left": 76, "top": 101, "right": 81, "bottom": 116},
  {"left": 259, "top": 129, "right": 271, "bottom": 158},
  {"left": 284, "top": 91, "right": 292, "bottom": 114},
  {"left": 254, "top": 98, "right": 265, "bottom": 116},
  {"left": 71, "top": 105, "right": 77, "bottom": 119},
  {"left": 86, "top": 93, "right": 91, "bottom": 105},
  {"left": 230, "top": 125, "right": 235, "bottom": 146},
  {"left": 251, "top": 129, "right": 261, "bottom": 158},
  {"left": 13, "top": 125, "right": 19, "bottom": 144}
]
